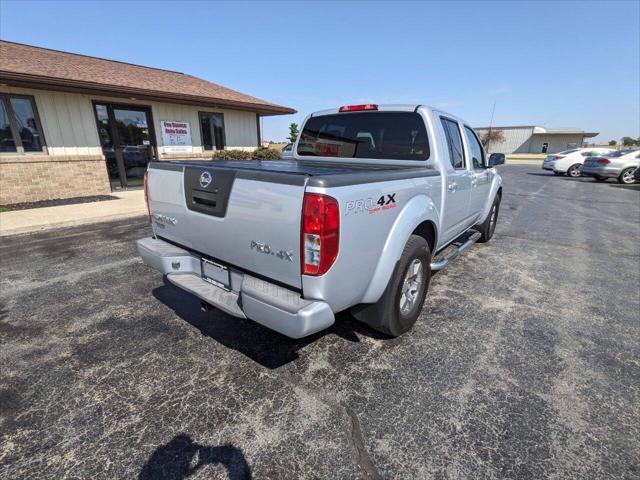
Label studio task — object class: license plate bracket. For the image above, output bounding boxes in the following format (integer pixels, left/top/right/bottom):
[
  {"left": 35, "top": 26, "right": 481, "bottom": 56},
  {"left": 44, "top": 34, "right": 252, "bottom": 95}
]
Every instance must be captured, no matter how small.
[{"left": 201, "top": 259, "right": 230, "bottom": 290}]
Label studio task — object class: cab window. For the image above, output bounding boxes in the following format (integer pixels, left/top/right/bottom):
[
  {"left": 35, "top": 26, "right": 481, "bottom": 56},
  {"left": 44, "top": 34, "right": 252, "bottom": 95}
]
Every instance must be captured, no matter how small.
[{"left": 463, "top": 126, "right": 485, "bottom": 169}]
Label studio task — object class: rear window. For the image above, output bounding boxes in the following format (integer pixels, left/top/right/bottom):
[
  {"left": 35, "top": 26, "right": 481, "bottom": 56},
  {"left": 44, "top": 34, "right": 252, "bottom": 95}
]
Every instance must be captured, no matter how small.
[
  {"left": 558, "top": 149, "right": 579, "bottom": 155},
  {"left": 297, "top": 112, "right": 430, "bottom": 161}
]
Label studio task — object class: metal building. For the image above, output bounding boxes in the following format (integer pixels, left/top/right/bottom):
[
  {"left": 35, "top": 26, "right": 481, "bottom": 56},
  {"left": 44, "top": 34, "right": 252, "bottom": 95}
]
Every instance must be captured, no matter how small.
[{"left": 474, "top": 126, "right": 598, "bottom": 154}]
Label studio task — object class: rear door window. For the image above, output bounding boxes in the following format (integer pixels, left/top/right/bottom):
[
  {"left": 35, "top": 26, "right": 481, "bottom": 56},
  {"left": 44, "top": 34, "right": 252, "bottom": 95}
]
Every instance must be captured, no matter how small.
[{"left": 297, "top": 112, "right": 429, "bottom": 160}]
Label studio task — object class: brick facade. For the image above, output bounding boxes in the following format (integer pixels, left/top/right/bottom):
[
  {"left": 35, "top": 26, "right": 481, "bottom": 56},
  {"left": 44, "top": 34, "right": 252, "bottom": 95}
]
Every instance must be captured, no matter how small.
[{"left": 0, "top": 155, "right": 111, "bottom": 205}]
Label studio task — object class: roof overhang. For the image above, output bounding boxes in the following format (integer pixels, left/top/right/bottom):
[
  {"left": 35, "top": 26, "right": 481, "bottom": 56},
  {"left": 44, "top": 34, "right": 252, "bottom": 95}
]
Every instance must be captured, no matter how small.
[
  {"left": 531, "top": 131, "right": 599, "bottom": 137},
  {"left": 0, "top": 71, "right": 296, "bottom": 116}
]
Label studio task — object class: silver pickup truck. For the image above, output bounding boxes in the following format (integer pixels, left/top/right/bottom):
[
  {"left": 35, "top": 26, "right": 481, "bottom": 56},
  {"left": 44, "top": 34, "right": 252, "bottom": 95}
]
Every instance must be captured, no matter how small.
[{"left": 137, "top": 104, "right": 504, "bottom": 338}]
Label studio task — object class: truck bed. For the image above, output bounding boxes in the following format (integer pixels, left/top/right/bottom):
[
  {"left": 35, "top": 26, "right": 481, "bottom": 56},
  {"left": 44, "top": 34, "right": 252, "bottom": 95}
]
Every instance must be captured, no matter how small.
[
  {"left": 150, "top": 159, "right": 439, "bottom": 187},
  {"left": 145, "top": 159, "right": 439, "bottom": 289}
]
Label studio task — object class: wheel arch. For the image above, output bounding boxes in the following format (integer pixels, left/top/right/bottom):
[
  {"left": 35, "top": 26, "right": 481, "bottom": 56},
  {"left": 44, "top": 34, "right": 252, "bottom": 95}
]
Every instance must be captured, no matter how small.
[
  {"left": 412, "top": 220, "right": 437, "bottom": 254},
  {"left": 359, "top": 194, "right": 439, "bottom": 304}
]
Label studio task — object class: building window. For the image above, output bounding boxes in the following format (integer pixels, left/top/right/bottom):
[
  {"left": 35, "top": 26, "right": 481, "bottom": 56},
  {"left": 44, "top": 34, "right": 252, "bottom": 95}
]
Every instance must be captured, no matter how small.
[
  {"left": 199, "top": 112, "right": 225, "bottom": 150},
  {"left": 0, "top": 94, "right": 46, "bottom": 153}
]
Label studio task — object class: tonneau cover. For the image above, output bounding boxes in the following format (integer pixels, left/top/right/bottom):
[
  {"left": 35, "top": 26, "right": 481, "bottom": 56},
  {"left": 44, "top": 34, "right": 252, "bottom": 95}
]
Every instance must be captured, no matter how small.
[{"left": 149, "top": 160, "right": 438, "bottom": 187}]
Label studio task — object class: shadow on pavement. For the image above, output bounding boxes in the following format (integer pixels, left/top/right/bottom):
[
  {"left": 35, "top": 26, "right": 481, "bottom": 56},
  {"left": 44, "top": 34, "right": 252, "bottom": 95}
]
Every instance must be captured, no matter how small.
[
  {"left": 608, "top": 183, "right": 640, "bottom": 190},
  {"left": 138, "top": 434, "right": 251, "bottom": 480},
  {"left": 525, "top": 172, "right": 593, "bottom": 181},
  {"left": 153, "top": 279, "right": 389, "bottom": 369}
]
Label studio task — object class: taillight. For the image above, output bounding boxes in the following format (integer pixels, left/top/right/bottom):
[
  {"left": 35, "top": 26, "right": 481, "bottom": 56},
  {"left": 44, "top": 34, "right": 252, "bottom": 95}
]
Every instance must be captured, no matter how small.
[
  {"left": 555, "top": 155, "right": 565, "bottom": 160},
  {"left": 301, "top": 193, "right": 339, "bottom": 276},
  {"left": 338, "top": 104, "right": 378, "bottom": 112},
  {"left": 596, "top": 158, "right": 611, "bottom": 165},
  {"left": 143, "top": 171, "right": 151, "bottom": 223}
]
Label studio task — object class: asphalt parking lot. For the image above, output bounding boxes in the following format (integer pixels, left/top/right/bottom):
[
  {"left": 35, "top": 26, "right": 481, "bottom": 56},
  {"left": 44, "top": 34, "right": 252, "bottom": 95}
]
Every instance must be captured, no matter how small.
[{"left": 1, "top": 164, "right": 639, "bottom": 479}]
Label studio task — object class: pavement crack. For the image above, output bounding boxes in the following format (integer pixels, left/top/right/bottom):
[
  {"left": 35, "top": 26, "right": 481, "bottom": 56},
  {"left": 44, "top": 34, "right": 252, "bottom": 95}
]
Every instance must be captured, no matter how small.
[
  {"left": 276, "top": 369, "right": 381, "bottom": 479},
  {"left": 344, "top": 405, "right": 383, "bottom": 480}
]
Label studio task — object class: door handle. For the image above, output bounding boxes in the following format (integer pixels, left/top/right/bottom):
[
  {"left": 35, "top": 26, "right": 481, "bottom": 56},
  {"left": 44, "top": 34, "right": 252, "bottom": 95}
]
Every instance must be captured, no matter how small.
[
  {"left": 448, "top": 182, "right": 457, "bottom": 192},
  {"left": 471, "top": 178, "right": 478, "bottom": 187}
]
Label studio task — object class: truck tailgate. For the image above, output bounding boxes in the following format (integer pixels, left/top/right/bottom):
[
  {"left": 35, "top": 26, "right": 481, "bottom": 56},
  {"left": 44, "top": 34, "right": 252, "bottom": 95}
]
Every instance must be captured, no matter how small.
[{"left": 147, "top": 163, "right": 305, "bottom": 289}]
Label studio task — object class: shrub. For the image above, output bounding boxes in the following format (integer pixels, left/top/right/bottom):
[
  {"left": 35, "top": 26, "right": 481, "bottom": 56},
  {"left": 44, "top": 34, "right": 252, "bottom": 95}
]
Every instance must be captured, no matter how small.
[
  {"left": 212, "top": 149, "right": 252, "bottom": 160},
  {"left": 251, "top": 147, "right": 282, "bottom": 160}
]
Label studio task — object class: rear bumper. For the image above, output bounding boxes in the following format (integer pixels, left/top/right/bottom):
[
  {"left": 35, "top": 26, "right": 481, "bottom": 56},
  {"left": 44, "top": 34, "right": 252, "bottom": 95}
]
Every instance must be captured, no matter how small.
[
  {"left": 581, "top": 165, "right": 620, "bottom": 178},
  {"left": 542, "top": 163, "right": 555, "bottom": 171},
  {"left": 137, "top": 237, "right": 334, "bottom": 338}
]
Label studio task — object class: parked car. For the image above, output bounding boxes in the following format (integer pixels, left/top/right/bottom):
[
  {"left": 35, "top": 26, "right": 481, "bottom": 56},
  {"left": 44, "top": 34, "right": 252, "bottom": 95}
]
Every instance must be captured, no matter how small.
[
  {"left": 542, "top": 147, "right": 615, "bottom": 177},
  {"left": 138, "top": 104, "right": 504, "bottom": 338},
  {"left": 281, "top": 143, "right": 294, "bottom": 158},
  {"left": 582, "top": 149, "right": 640, "bottom": 184}
]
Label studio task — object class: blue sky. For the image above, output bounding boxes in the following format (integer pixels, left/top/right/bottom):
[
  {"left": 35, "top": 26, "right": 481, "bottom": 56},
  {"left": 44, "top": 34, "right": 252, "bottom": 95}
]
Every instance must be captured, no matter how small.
[{"left": 1, "top": 0, "right": 638, "bottom": 143}]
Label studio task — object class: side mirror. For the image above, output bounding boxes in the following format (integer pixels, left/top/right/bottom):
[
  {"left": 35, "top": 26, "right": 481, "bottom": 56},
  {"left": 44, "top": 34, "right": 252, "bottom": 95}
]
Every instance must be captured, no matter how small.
[{"left": 488, "top": 153, "right": 506, "bottom": 167}]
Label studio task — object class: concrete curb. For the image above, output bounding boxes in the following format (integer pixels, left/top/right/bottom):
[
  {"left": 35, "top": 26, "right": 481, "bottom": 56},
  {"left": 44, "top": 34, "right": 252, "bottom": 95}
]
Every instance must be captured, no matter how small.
[
  {"left": 0, "top": 211, "right": 148, "bottom": 236},
  {"left": 0, "top": 190, "right": 147, "bottom": 237}
]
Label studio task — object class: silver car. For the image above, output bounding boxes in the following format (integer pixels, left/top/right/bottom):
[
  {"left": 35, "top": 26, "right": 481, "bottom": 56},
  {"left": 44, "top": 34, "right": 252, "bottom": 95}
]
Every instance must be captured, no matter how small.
[{"left": 582, "top": 149, "right": 640, "bottom": 184}]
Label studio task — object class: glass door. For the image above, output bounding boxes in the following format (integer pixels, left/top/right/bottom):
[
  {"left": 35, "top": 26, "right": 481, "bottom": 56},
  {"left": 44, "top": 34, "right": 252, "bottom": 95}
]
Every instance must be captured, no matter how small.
[{"left": 94, "top": 103, "right": 156, "bottom": 189}]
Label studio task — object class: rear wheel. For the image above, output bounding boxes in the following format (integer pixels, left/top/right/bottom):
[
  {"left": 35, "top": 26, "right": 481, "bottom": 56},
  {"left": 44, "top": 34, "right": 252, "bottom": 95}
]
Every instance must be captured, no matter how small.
[
  {"left": 351, "top": 235, "right": 431, "bottom": 337},
  {"left": 567, "top": 164, "right": 582, "bottom": 177},
  {"left": 618, "top": 167, "right": 636, "bottom": 184},
  {"left": 593, "top": 175, "right": 607, "bottom": 182}
]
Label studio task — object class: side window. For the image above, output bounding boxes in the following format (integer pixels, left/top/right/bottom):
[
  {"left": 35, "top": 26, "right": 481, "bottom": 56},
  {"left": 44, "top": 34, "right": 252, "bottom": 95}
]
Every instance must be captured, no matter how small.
[
  {"left": 440, "top": 117, "right": 465, "bottom": 169},
  {"left": 463, "top": 126, "right": 485, "bottom": 169}
]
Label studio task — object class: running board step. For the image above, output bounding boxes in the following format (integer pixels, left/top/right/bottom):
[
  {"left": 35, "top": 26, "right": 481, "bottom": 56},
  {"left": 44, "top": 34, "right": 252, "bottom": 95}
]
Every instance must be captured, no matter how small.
[
  {"left": 166, "top": 273, "right": 246, "bottom": 319},
  {"left": 430, "top": 231, "right": 482, "bottom": 271}
]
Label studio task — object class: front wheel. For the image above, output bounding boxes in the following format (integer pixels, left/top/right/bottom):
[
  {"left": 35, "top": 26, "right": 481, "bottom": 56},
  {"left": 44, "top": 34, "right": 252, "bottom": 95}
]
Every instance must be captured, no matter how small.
[
  {"left": 476, "top": 194, "right": 501, "bottom": 243},
  {"left": 618, "top": 167, "right": 637, "bottom": 184},
  {"left": 567, "top": 164, "right": 583, "bottom": 177},
  {"left": 351, "top": 235, "right": 431, "bottom": 337}
]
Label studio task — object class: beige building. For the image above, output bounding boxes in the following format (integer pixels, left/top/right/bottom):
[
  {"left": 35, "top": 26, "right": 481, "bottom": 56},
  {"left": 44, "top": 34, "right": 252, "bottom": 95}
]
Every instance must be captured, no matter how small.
[
  {"left": 475, "top": 125, "right": 599, "bottom": 154},
  {"left": 0, "top": 41, "right": 294, "bottom": 204}
]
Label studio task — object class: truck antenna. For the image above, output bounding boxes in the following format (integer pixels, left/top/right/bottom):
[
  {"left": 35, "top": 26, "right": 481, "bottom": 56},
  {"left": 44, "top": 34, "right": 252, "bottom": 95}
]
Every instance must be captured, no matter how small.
[{"left": 487, "top": 100, "right": 496, "bottom": 152}]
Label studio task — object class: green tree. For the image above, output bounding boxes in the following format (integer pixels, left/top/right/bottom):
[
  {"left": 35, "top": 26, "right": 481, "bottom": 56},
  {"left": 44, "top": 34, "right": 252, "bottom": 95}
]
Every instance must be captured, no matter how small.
[
  {"left": 608, "top": 140, "right": 617, "bottom": 146},
  {"left": 621, "top": 136, "right": 638, "bottom": 146},
  {"left": 288, "top": 123, "right": 299, "bottom": 143}
]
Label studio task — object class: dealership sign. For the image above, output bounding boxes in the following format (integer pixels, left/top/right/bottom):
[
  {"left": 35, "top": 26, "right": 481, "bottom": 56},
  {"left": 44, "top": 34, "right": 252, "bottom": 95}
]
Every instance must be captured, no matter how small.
[{"left": 161, "top": 120, "right": 193, "bottom": 153}]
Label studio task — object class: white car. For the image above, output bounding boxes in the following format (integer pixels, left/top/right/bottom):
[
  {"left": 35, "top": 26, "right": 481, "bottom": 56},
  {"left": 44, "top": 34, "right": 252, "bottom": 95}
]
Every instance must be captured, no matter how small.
[
  {"left": 542, "top": 147, "right": 615, "bottom": 177},
  {"left": 281, "top": 143, "right": 294, "bottom": 158}
]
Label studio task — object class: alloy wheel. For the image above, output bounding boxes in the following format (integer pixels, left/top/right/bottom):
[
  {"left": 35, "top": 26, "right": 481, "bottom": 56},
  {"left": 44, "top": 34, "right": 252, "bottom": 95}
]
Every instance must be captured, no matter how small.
[
  {"left": 399, "top": 259, "right": 423, "bottom": 316},
  {"left": 622, "top": 169, "right": 636, "bottom": 184},
  {"left": 568, "top": 165, "right": 581, "bottom": 177}
]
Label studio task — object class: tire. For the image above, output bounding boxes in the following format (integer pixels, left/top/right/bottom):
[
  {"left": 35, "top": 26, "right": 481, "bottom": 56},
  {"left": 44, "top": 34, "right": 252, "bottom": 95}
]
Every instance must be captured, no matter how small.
[
  {"left": 618, "top": 167, "right": 637, "bottom": 184},
  {"left": 351, "top": 235, "right": 431, "bottom": 337},
  {"left": 593, "top": 175, "right": 607, "bottom": 182},
  {"left": 476, "top": 194, "right": 501, "bottom": 243},
  {"left": 567, "top": 164, "right": 582, "bottom": 177}
]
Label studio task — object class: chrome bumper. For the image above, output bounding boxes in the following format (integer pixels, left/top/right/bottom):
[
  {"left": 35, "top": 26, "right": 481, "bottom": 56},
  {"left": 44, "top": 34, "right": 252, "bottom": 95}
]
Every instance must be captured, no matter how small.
[{"left": 137, "top": 237, "right": 334, "bottom": 338}]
